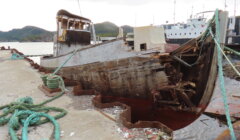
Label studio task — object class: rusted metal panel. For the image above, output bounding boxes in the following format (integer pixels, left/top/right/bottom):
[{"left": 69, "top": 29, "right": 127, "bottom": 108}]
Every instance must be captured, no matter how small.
[
  {"left": 63, "top": 30, "right": 91, "bottom": 45},
  {"left": 59, "top": 57, "right": 169, "bottom": 99},
  {"left": 57, "top": 9, "right": 91, "bottom": 22}
]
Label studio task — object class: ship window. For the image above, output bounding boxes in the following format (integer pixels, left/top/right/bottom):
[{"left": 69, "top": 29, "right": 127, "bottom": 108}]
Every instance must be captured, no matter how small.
[
  {"left": 61, "top": 19, "right": 68, "bottom": 29},
  {"left": 171, "top": 33, "right": 172, "bottom": 35},
  {"left": 184, "top": 33, "right": 186, "bottom": 35},
  {"left": 195, "top": 32, "right": 196, "bottom": 34},
  {"left": 83, "top": 24, "right": 90, "bottom": 31},
  {"left": 175, "top": 33, "right": 177, "bottom": 35},
  {"left": 140, "top": 43, "right": 147, "bottom": 51},
  {"left": 189, "top": 33, "right": 191, "bottom": 35},
  {"left": 179, "top": 33, "right": 181, "bottom": 35},
  {"left": 200, "top": 32, "right": 202, "bottom": 34}
]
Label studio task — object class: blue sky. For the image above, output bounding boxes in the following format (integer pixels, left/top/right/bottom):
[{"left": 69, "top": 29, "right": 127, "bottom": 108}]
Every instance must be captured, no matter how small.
[{"left": 0, "top": 0, "right": 238, "bottom": 31}]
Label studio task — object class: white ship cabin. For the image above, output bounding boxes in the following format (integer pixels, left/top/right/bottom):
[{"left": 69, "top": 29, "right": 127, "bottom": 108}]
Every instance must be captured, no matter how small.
[
  {"left": 126, "top": 33, "right": 134, "bottom": 46},
  {"left": 54, "top": 10, "right": 96, "bottom": 56},
  {"left": 133, "top": 25, "right": 166, "bottom": 52},
  {"left": 226, "top": 16, "right": 240, "bottom": 45},
  {"left": 161, "top": 17, "right": 207, "bottom": 40}
]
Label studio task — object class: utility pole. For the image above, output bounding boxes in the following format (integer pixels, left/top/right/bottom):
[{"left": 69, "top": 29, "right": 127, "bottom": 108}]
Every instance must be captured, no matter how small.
[
  {"left": 152, "top": 15, "right": 155, "bottom": 25},
  {"left": 134, "top": 13, "right": 137, "bottom": 27}
]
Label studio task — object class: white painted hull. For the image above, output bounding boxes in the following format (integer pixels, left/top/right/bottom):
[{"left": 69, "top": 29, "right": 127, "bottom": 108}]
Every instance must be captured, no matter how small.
[{"left": 40, "top": 39, "right": 139, "bottom": 68}]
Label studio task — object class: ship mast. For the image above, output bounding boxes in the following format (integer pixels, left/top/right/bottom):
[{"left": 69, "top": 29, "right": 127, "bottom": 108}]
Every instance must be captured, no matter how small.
[
  {"left": 234, "top": 0, "right": 236, "bottom": 17},
  {"left": 77, "top": 0, "right": 82, "bottom": 16},
  {"left": 173, "top": 0, "right": 176, "bottom": 24},
  {"left": 224, "top": 0, "right": 227, "bottom": 10}
]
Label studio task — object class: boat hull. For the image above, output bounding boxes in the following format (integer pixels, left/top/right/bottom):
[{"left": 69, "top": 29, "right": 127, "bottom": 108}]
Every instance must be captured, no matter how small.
[{"left": 39, "top": 11, "right": 229, "bottom": 131}]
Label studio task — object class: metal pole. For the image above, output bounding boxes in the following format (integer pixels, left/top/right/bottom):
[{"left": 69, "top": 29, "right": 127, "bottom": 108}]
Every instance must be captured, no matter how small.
[
  {"left": 77, "top": 0, "right": 82, "bottom": 16},
  {"left": 91, "top": 23, "right": 97, "bottom": 44},
  {"left": 224, "top": 0, "right": 226, "bottom": 10},
  {"left": 173, "top": 0, "right": 176, "bottom": 24},
  {"left": 234, "top": 0, "right": 236, "bottom": 17}
]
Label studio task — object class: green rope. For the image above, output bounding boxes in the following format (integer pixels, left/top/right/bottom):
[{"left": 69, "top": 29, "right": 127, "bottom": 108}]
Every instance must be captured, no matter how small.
[
  {"left": 21, "top": 112, "right": 60, "bottom": 140},
  {"left": 209, "top": 9, "right": 236, "bottom": 140},
  {"left": 0, "top": 92, "right": 67, "bottom": 140},
  {"left": 11, "top": 53, "right": 24, "bottom": 60},
  {"left": 220, "top": 46, "right": 240, "bottom": 77},
  {"left": 53, "top": 49, "right": 78, "bottom": 75},
  {"left": 225, "top": 46, "right": 240, "bottom": 57}
]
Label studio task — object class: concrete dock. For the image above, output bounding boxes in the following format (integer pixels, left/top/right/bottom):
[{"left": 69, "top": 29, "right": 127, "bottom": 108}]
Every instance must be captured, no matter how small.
[
  {"left": 0, "top": 50, "right": 123, "bottom": 140},
  {"left": 1, "top": 49, "right": 240, "bottom": 140}
]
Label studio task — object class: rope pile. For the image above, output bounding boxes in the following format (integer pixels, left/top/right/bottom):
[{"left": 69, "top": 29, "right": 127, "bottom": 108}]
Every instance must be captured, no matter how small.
[
  {"left": 1, "top": 45, "right": 77, "bottom": 139},
  {"left": 0, "top": 92, "right": 67, "bottom": 140}
]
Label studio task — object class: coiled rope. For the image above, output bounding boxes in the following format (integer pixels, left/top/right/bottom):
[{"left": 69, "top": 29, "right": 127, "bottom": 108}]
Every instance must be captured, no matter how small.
[{"left": 0, "top": 92, "right": 66, "bottom": 140}]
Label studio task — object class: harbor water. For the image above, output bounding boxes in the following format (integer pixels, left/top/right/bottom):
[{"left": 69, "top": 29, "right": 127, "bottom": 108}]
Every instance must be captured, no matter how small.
[
  {"left": 1, "top": 42, "right": 237, "bottom": 140},
  {"left": 0, "top": 42, "right": 53, "bottom": 64}
]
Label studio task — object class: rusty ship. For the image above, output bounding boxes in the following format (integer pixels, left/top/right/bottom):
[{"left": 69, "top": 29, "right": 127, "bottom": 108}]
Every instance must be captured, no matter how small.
[{"left": 40, "top": 9, "right": 228, "bottom": 132}]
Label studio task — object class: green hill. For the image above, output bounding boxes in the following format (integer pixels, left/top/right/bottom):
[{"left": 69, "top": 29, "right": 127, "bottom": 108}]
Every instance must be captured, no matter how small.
[
  {"left": 121, "top": 25, "right": 134, "bottom": 36},
  {"left": 94, "top": 22, "right": 133, "bottom": 37},
  {"left": 0, "top": 26, "right": 54, "bottom": 42},
  {"left": 94, "top": 21, "right": 119, "bottom": 37}
]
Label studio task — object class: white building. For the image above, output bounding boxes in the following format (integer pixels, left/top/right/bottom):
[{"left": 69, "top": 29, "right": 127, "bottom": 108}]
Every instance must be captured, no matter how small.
[{"left": 133, "top": 25, "right": 166, "bottom": 52}]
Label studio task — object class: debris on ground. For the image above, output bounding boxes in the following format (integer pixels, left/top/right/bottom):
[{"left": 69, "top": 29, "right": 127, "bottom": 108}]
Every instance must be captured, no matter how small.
[{"left": 223, "top": 62, "right": 240, "bottom": 80}]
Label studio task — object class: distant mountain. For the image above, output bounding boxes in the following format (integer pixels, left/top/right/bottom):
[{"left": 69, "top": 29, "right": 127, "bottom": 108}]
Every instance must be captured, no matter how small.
[
  {"left": 121, "top": 25, "right": 134, "bottom": 35},
  {"left": 94, "top": 22, "right": 133, "bottom": 37},
  {"left": 0, "top": 22, "right": 134, "bottom": 42},
  {"left": 94, "top": 21, "right": 119, "bottom": 37},
  {"left": 0, "top": 26, "right": 54, "bottom": 42}
]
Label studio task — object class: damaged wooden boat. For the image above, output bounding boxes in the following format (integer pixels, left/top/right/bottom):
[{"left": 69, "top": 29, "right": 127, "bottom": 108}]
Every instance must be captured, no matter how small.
[{"left": 40, "top": 10, "right": 228, "bottom": 132}]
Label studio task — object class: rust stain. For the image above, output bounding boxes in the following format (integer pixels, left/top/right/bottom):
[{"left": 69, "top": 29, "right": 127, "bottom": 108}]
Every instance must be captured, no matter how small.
[{"left": 216, "top": 121, "right": 240, "bottom": 140}]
